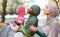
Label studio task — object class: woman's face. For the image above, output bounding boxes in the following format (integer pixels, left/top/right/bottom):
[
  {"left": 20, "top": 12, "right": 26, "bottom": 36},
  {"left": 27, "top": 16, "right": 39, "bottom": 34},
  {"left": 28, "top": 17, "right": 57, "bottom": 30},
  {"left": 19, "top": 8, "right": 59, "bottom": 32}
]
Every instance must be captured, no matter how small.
[
  {"left": 16, "top": 9, "right": 18, "bottom": 14},
  {"left": 27, "top": 8, "right": 32, "bottom": 14},
  {"left": 44, "top": 6, "right": 51, "bottom": 15}
]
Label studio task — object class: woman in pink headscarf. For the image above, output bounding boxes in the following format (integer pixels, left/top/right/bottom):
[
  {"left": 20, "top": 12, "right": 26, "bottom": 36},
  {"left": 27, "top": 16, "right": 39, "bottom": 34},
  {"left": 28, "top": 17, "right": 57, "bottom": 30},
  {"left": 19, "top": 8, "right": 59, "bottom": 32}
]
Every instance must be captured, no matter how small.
[{"left": 9, "top": 5, "right": 25, "bottom": 37}]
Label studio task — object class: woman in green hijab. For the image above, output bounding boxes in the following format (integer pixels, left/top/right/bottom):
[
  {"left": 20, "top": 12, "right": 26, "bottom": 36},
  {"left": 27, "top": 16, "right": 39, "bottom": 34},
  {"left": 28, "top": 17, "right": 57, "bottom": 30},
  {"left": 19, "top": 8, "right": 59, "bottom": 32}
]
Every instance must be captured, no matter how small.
[{"left": 24, "top": 5, "right": 40, "bottom": 37}]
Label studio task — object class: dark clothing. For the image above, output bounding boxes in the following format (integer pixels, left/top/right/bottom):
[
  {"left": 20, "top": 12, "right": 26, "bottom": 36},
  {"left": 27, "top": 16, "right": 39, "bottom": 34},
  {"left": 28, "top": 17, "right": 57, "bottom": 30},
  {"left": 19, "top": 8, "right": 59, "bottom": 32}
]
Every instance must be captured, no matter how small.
[{"left": 36, "top": 30, "right": 47, "bottom": 37}]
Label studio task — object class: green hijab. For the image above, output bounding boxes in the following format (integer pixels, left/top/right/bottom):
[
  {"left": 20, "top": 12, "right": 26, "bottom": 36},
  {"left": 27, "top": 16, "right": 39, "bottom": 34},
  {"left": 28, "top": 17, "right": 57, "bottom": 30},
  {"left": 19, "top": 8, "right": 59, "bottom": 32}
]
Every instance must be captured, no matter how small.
[{"left": 30, "top": 5, "right": 41, "bottom": 16}]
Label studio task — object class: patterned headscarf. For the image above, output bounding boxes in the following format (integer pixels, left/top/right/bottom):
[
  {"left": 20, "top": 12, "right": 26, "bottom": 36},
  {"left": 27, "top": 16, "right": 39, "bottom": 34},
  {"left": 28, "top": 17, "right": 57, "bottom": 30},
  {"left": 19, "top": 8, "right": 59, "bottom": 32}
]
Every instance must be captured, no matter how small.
[
  {"left": 47, "top": 3, "right": 58, "bottom": 17},
  {"left": 13, "top": 5, "right": 25, "bottom": 26}
]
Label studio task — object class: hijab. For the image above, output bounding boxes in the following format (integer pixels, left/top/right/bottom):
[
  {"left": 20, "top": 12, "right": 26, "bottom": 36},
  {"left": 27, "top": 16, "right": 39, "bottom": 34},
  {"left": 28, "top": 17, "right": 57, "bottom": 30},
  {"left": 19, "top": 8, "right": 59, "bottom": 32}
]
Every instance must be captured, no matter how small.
[{"left": 14, "top": 5, "right": 25, "bottom": 26}]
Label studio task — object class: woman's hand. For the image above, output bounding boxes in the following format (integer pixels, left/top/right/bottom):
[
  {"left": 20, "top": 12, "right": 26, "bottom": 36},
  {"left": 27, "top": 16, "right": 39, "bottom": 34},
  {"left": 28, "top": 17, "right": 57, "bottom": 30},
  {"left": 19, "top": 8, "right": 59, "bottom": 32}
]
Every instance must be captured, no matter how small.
[
  {"left": 5, "top": 21, "right": 10, "bottom": 25},
  {"left": 14, "top": 20, "right": 21, "bottom": 26},
  {"left": 30, "top": 25, "right": 37, "bottom": 32}
]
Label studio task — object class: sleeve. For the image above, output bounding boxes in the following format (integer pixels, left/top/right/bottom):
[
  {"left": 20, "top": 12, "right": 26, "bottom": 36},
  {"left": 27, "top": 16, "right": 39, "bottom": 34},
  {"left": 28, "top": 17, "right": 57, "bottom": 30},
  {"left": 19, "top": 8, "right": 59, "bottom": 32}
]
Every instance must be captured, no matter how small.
[
  {"left": 41, "top": 25, "right": 51, "bottom": 35},
  {"left": 36, "top": 30, "right": 47, "bottom": 37},
  {"left": 10, "top": 23, "right": 19, "bottom": 32},
  {"left": 47, "top": 22, "right": 58, "bottom": 37}
]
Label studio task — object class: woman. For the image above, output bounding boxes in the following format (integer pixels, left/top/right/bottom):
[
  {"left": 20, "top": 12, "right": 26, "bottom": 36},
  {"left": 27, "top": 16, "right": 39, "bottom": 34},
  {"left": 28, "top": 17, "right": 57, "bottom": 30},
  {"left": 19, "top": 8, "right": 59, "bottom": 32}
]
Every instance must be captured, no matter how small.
[
  {"left": 30, "top": 3, "right": 58, "bottom": 37},
  {"left": 23, "top": 5, "right": 40, "bottom": 37},
  {"left": 9, "top": 5, "right": 25, "bottom": 37}
]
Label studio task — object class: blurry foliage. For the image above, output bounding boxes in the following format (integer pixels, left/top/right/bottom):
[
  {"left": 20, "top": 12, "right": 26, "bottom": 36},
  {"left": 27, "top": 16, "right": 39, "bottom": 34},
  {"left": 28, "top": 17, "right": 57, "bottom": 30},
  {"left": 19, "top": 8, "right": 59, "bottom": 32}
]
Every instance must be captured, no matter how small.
[
  {"left": 58, "top": 0, "right": 60, "bottom": 10},
  {"left": 0, "top": 0, "right": 59, "bottom": 14},
  {"left": 0, "top": 0, "right": 2, "bottom": 14},
  {"left": 48, "top": 0, "right": 60, "bottom": 14},
  {"left": 0, "top": 0, "right": 26, "bottom": 15},
  {"left": 49, "top": 0, "right": 60, "bottom": 10}
]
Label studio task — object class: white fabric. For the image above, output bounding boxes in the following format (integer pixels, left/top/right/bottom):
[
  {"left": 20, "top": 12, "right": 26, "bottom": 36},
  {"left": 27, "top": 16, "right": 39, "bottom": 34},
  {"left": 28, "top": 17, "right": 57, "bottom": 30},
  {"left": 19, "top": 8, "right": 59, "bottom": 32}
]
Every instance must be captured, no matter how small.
[{"left": 14, "top": 32, "right": 23, "bottom": 37}]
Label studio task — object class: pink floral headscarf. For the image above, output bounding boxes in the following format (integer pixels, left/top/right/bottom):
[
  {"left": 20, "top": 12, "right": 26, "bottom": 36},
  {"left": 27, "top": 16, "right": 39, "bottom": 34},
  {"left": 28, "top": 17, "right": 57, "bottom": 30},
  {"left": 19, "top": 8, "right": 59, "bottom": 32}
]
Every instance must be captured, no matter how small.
[{"left": 14, "top": 5, "right": 25, "bottom": 26}]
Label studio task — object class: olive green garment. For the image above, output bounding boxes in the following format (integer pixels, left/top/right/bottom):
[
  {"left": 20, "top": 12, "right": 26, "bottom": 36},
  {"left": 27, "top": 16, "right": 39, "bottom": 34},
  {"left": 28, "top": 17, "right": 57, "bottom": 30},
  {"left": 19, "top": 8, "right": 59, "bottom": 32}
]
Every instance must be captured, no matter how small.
[{"left": 25, "top": 5, "right": 40, "bottom": 36}]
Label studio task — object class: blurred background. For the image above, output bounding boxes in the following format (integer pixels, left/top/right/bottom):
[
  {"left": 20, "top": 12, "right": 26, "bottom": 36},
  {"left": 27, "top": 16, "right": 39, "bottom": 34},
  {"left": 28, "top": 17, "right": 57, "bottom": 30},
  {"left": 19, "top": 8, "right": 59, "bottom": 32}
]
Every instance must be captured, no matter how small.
[{"left": 0, "top": 0, "right": 60, "bottom": 37}]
